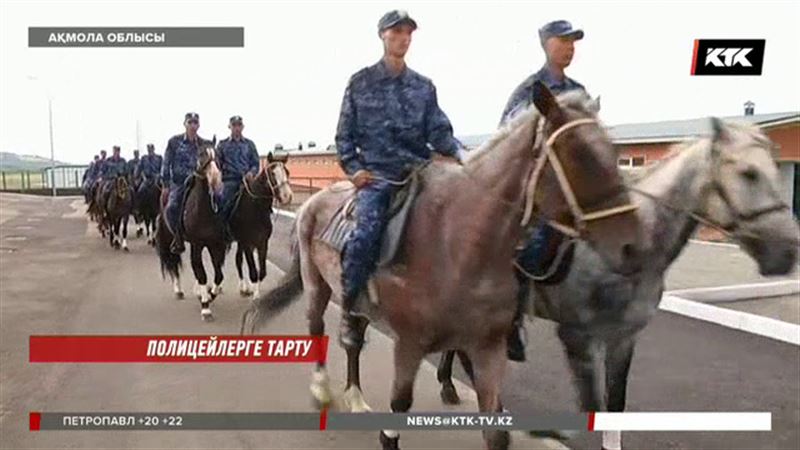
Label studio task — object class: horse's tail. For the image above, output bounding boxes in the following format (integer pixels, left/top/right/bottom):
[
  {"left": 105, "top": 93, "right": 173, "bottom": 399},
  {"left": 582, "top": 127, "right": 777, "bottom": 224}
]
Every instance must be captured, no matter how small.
[
  {"left": 155, "top": 214, "right": 181, "bottom": 280},
  {"left": 240, "top": 219, "right": 302, "bottom": 334}
]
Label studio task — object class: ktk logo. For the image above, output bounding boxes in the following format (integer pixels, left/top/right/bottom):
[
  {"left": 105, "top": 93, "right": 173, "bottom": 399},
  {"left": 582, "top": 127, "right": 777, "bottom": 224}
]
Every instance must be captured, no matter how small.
[{"left": 691, "top": 39, "right": 765, "bottom": 76}]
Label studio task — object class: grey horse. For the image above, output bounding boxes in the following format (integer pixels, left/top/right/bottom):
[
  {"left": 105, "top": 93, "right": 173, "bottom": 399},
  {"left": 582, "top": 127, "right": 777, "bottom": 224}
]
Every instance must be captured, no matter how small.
[{"left": 436, "top": 117, "right": 800, "bottom": 450}]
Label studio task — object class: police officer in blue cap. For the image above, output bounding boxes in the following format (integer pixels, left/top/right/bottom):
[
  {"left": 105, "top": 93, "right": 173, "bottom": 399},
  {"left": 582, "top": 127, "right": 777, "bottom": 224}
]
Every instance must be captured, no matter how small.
[
  {"left": 135, "top": 143, "right": 163, "bottom": 187},
  {"left": 127, "top": 149, "right": 141, "bottom": 187},
  {"left": 501, "top": 20, "right": 586, "bottom": 123},
  {"left": 216, "top": 115, "right": 260, "bottom": 242},
  {"left": 161, "top": 112, "right": 209, "bottom": 254},
  {"left": 98, "top": 145, "right": 128, "bottom": 207},
  {"left": 501, "top": 20, "right": 588, "bottom": 362},
  {"left": 82, "top": 154, "right": 100, "bottom": 202},
  {"left": 335, "top": 9, "right": 467, "bottom": 347}
]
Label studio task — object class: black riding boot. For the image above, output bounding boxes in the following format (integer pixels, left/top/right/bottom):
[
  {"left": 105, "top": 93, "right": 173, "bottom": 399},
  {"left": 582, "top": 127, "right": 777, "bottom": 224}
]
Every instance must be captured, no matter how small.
[{"left": 506, "top": 273, "right": 530, "bottom": 362}]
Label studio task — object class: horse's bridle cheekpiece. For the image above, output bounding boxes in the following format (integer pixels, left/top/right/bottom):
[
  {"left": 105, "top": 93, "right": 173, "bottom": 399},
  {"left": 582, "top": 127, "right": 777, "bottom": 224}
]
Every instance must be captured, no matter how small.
[{"left": 522, "top": 117, "right": 639, "bottom": 237}]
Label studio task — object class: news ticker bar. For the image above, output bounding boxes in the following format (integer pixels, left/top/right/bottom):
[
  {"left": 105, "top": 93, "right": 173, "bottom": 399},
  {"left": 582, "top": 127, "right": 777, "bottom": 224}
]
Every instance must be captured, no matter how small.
[
  {"left": 28, "top": 27, "right": 244, "bottom": 47},
  {"left": 29, "top": 412, "right": 771, "bottom": 432},
  {"left": 29, "top": 336, "right": 329, "bottom": 363}
]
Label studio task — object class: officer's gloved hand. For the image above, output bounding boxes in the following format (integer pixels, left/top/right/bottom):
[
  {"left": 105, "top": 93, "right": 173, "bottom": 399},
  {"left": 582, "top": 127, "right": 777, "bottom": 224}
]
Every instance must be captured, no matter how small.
[{"left": 351, "top": 170, "right": 373, "bottom": 189}]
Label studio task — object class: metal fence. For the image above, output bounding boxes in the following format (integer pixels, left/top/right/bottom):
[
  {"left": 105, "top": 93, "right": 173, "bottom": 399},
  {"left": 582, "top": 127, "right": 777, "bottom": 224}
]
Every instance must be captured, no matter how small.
[{"left": 0, "top": 165, "right": 89, "bottom": 193}]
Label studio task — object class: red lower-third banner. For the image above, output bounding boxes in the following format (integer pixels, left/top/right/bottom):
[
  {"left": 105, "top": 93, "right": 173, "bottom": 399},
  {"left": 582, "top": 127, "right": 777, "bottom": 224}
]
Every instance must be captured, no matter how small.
[{"left": 29, "top": 335, "right": 329, "bottom": 363}]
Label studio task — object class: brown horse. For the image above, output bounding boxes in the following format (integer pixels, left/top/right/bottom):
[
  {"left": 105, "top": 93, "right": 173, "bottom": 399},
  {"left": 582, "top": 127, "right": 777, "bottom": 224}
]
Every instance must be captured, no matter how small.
[
  {"left": 231, "top": 154, "right": 294, "bottom": 298},
  {"left": 242, "top": 83, "right": 643, "bottom": 450},
  {"left": 103, "top": 176, "right": 134, "bottom": 251},
  {"left": 155, "top": 138, "right": 226, "bottom": 321}
]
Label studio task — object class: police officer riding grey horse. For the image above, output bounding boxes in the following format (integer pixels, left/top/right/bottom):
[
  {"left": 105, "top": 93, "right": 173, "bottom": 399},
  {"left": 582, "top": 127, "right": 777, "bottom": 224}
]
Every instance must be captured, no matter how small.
[
  {"left": 216, "top": 115, "right": 261, "bottom": 242},
  {"left": 502, "top": 20, "right": 588, "bottom": 362},
  {"left": 335, "top": 10, "right": 468, "bottom": 347},
  {"left": 161, "top": 112, "right": 211, "bottom": 254}
]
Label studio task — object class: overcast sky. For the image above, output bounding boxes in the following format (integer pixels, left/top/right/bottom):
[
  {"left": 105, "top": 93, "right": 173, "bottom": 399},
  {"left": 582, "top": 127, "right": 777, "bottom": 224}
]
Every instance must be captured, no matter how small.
[{"left": 1, "top": 0, "right": 798, "bottom": 164}]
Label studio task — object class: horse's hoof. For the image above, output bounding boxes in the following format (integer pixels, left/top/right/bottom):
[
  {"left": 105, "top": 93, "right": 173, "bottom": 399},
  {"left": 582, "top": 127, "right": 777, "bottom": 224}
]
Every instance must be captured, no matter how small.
[
  {"left": 310, "top": 395, "right": 331, "bottom": 411},
  {"left": 123, "top": 246, "right": 130, "bottom": 252},
  {"left": 239, "top": 290, "right": 251, "bottom": 297},
  {"left": 175, "top": 292, "right": 184, "bottom": 300},
  {"left": 201, "top": 310, "right": 214, "bottom": 322},
  {"left": 440, "top": 383, "right": 461, "bottom": 405},
  {"left": 379, "top": 431, "right": 400, "bottom": 450},
  {"left": 136, "top": 229, "right": 144, "bottom": 238}
]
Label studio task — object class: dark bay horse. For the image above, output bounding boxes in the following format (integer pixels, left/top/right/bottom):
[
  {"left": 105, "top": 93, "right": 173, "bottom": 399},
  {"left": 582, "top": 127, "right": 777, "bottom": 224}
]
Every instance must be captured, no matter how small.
[
  {"left": 135, "top": 177, "right": 161, "bottom": 246},
  {"left": 435, "top": 118, "right": 800, "bottom": 449},
  {"left": 243, "top": 83, "right": 644, "bottom": 450},
  {"left": 156, "top": 137, "right": 226, "bottom": 321},
  {"left": 231, "top": 154, "right": 294, "bottom": 298},
  {"left": 103, "top": 176, "right": 134, "bottom": 251}
]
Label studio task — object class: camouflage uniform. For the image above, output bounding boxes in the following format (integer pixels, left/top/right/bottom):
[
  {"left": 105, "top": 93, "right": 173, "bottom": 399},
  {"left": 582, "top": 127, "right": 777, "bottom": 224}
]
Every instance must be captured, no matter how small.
[
  {"left": 502, "top": 19, "right": 587, "bottom": 361},
  {"left": 336, "top": 58, "right": 463, "bottom": 320},
  {"left": 161, "top": 133, "right": 207, "bottom": 236},
  {"left": 216, "top": 132, "right": 260, "bottom": 225}
]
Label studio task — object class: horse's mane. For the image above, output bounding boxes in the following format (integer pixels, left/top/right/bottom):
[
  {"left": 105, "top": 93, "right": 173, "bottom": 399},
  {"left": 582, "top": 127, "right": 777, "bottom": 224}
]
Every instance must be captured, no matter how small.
[
  {"left": 624, "top": 120, "right": 773, "bottom": 184},
  {"left": 465, "top": 90, "right": 599, "bottom": 164}
]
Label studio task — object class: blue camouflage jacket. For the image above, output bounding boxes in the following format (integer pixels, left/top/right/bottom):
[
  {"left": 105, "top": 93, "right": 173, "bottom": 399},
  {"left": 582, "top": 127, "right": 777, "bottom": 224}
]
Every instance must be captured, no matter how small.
[
  {"left": 216, "top": 136, "right": 260, "bottom": 182},
  {"left": 136, "top": 154, "right": 163, "bottom": 180},
  {"left": 335, "top": 59, "right": 462, "bottom": 180},
  {"left": 126, "top": 158, "right": 140, "bottom": 177},
  {"left": 161, "top": 134, "right": 208, "bottom": 187},
  {"left": 500, "top": 64, "right": 587, "bottom": 125},
  {"left": 100, "top": 155, "right": 127, "bottom": 178}
]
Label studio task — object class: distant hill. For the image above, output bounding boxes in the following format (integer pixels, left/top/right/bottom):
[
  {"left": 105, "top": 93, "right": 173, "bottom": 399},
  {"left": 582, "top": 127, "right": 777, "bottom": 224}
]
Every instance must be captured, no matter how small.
[{"left": 0, "top": 152, "right": 72, "bottom": 171}]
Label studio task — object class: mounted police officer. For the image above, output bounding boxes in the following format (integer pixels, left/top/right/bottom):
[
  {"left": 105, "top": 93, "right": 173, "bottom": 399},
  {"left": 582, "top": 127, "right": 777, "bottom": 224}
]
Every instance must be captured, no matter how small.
[
  {"left": 135, "top": 143, "right": 163, "bottom": 191},
  {"left": 82, "top": 154, "right": 99, "bottom": 201},
  {"left": 335, "top": 10, "right": 467, "bottom": 347},
  {"left": 216, "top": 115, "right": 260, "bottom": 242},
  {"left": 127, "top": 149, "right": 141, "bottom": 187},
  {"left": 501, "top": 20, "right": 587, "bottom": 362},
  {"left": 88, "top": 149, "right": 107, "bottom": 199},
  {"left": 98, "top": 145, "right": 128, "bottom": 208},
  {"left": 161, "top": 112, "right": 209, "bottom": 254}
]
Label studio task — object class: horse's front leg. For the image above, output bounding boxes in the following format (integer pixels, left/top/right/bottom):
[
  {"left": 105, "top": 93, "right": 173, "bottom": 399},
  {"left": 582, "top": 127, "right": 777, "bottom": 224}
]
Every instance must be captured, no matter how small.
[
  {"left": 379, "top": 339, "right": 424, "bottom": 450},
  {"left": 469, "top": 340, "right": 511, "bottom": 450},
  {"left": 602, "top": 336, "right": 636, "bottom": 450},
  {"left": 121, "top": 214, "right": 129, "bottom": 252},
  {"left": 189, "top": 244, "right": 212, "bottom": 322},
  {"left": 343, "top": 315, "right": 371, "bottom": 412},
  {"left": 209, "top": 243, "right": 225, "bottom": 298},
  {"left": 558, "top": 324, "right": 605, "bottom": 412}
]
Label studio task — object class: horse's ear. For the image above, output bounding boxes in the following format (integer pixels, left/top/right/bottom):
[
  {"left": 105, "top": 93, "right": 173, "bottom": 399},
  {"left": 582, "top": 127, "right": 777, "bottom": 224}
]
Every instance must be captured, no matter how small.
[
  {"left": 267, "top": 152, "right": 274, "bottom": 163},
  {"left": 589, "top": 95, "right": 601, "bottom": 114},
  {"left": 710, "top": 117, "right": 730, "bottom": 159},
  {"left": 532, "top": 81, "right": 563, "bottom": 123},
  {"left": 212, "top": 135, "right": 217, "bottom": 147}
]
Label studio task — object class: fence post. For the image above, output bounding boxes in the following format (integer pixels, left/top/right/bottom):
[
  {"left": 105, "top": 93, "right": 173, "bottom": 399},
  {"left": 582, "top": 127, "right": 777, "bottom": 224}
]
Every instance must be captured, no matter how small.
[{"left": 1, "top": 172, "right": 5, "bottom": 190}]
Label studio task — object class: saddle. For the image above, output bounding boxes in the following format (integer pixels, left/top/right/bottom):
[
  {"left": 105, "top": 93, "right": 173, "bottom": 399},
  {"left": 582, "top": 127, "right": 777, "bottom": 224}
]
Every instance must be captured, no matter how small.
[{"left": 318, "top": 165, "right": 425, "bottom": 270}]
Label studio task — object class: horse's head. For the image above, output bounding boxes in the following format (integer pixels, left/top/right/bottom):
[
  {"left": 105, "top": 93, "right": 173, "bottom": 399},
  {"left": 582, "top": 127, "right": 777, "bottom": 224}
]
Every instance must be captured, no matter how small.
[
  {"left": 530, "top": 81, "right": 642, "bottom": 275},
  {"left": 702, "top": 118, "right": 798, "bottom": 275},
  {"left": 197, "top": 136, "right": 223, "bottom": 194},
  {"left": 265, "top": 152, "right": 293, "bottom": 206},
  {"left": 114, "top": 176, "right": 129, "bottom": 198}
]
